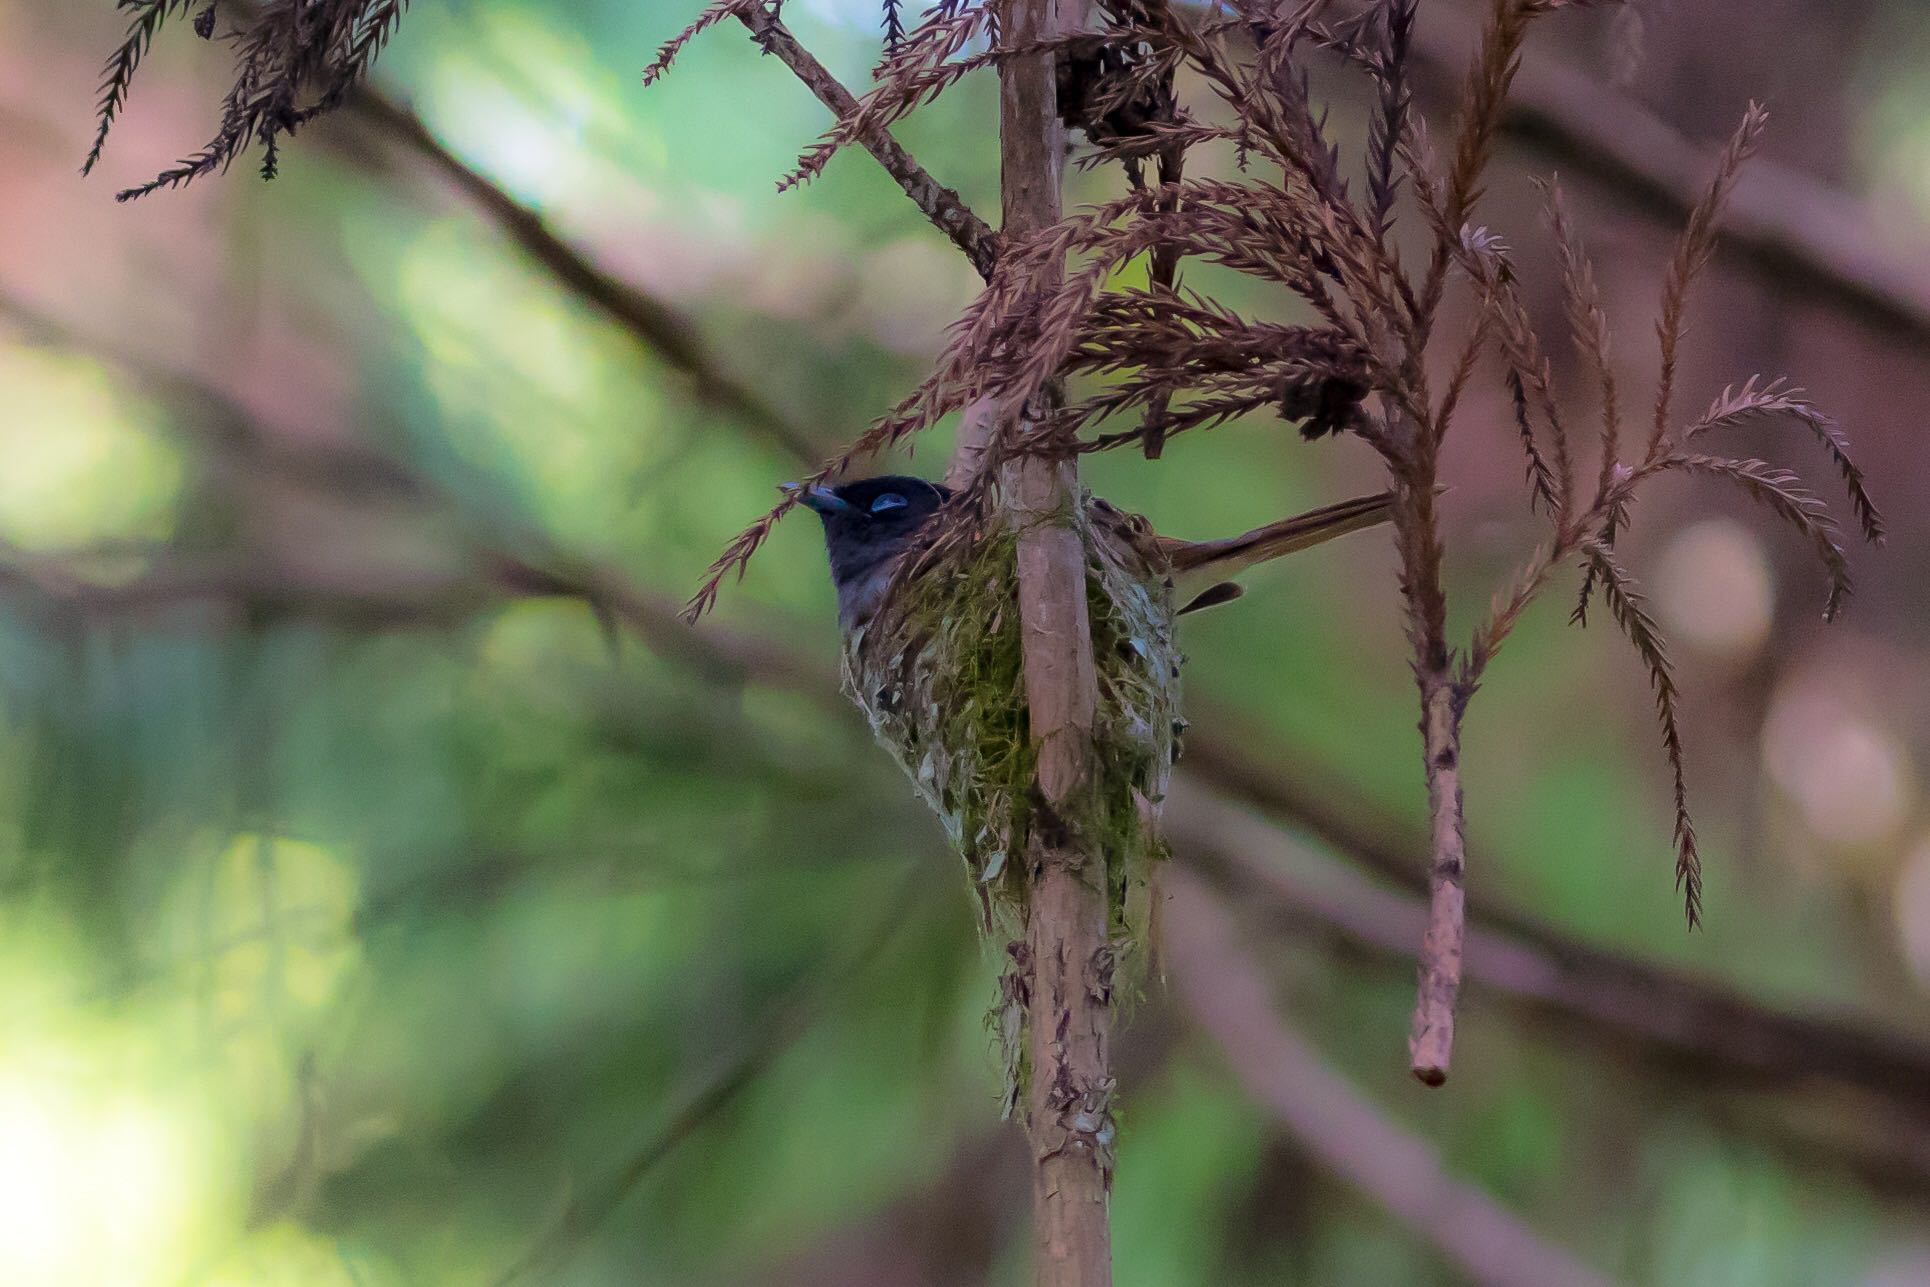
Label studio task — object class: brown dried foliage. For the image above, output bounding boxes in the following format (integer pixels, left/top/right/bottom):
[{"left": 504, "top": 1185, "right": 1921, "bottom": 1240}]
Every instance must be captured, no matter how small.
[
  {"left": 665, "top": 0, "right": 1880, "bottom": 935},
  {"left": 85, "top": 0, "right": 411, "bottom": 200},
  {"left": 73, "top": 0, "right": 1887, "bottom": 1090}
]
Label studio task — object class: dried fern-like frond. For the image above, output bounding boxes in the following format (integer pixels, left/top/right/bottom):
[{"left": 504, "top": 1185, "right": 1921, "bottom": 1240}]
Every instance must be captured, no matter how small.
[
  {"left": 1055, "top": 289, "right": 1368, "bottom": 446},
  {"left": 1543, "top": 177, "right": 1621, "bottom": 506},
  {"left": 1569, "top": 487, "right": 1626, "bottom": 626},
  {"left": 781, "top": 0, "right": 998, "bottom": 190},
  {"left": 1647, "top": 101, "right": 1768, "bottom": 459},
  {"left": 1460, "top": 225, "right": 1571, "bottom": 517},
  {"left": 1688, "top": 377, "right": 1885, "bottom": 545},
  {"left": 1504, "top": 369, "right": 1564, "bottom": 517},
  {"left": 83, "top": 0, "right": 197, "bottom": 176},
  {"left": 1429, "top": 237, "right": 1493, "bottom": 436},
  {"left": 643, "top": 0, "right": 754, "bottom": 87},
  {"left": 104, "top": 0, "right": 413, "bottom": 201},
  {"left": 1415, "top": 0, "right": 1538, "bottom": 330},
  {"left": 1662, "top": 453, "right": 1853, "bottom": 620},
  {"left": 681, "top": 496, "right": 800, "bottom": 623},
  {"left": 1364, "top": 0, "right": 1416, "bottom": 240},
  {"left": 1464, "top": 537, "right": 1562, "bottom": 678},
  {"left": 1584, "top": 541, "right": 1702, "bottom": 926}
]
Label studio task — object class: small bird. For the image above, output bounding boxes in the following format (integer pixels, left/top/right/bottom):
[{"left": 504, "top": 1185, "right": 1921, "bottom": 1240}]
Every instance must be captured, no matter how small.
[{"left": 786, "top": 475, "right": 1397, "bottom": 630}]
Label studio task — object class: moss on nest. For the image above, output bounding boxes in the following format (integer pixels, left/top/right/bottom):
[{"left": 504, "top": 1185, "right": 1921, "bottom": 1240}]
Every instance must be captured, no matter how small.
[{"left": 840, "top": 493, "right": 1181, "bottom": 956}]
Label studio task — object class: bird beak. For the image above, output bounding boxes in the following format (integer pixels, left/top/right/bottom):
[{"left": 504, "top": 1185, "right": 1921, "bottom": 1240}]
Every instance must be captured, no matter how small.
[{"left": 781, "top": 482, "right": 856, "bottom": 517}]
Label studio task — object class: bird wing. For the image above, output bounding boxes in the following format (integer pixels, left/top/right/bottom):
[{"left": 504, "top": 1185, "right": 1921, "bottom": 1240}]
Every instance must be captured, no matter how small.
[{"left": 1158, "top": 490, "right": 1396, "bottom": 613}]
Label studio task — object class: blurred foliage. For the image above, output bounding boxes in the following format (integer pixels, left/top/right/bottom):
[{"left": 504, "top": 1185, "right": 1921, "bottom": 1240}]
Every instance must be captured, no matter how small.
[{"left": 1, "top": 0, "right": 1929, "bottom": 1282}]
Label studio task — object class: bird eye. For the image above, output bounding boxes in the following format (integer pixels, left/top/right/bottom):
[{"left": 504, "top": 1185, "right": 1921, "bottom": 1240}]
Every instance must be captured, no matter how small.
[{"left": 870, "top": 492, "right": 909, "bottom": 514}]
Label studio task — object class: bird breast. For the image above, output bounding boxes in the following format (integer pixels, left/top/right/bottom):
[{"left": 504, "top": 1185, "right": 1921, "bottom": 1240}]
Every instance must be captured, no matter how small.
[{"left": 836, "top": 557, "right": 904, "bottom": 631}]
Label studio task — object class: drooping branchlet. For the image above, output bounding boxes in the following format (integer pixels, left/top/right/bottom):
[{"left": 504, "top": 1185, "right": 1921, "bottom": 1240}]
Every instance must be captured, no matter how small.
[{"left": 84, "top": 0, "right": 412, "bottom": 200}]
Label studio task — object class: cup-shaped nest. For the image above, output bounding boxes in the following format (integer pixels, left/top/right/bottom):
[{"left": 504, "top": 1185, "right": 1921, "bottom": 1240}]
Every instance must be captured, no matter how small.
[{"left": 840, "top": 493, "right": 1181, "bottom": 949}]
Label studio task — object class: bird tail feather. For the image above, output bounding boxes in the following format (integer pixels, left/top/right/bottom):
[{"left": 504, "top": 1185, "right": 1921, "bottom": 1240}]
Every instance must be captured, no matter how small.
[{"left": 1169, "top": 490, "right": 1396, "bottom": 613}]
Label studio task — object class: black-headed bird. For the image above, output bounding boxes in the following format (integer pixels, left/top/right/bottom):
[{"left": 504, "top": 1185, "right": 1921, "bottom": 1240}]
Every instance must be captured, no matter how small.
[{"left": 787, "top": 474, "right": 1395, "bottom": 631}]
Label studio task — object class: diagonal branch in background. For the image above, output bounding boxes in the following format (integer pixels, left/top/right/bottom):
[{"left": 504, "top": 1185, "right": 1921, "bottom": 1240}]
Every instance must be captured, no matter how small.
[
  {"left": 490, "top": 876, "right": 925, "bottom": 1286},
  {"left": 1162, "top": 867, "right": 1620, "bottom": 1287},
  {"left": 1400, "top": 7, "right": 1930, "bottom": 347},
  {"left": 13, "top": 290, "right": 1930, "bottom": 1132},
  {"left": 17, "top": 524, "right": 1930, "bottom": 1189},
  {"left": 736, "top": 6, "right": 1001, "bottom": 282},
  {"left": 1178, "top": 708, "right": 1701, "bottom": 973},
  {"left": 112, "top": 1, "right": 1930, "bottom": 353},
  {"left": 342, "top": 90, "right": 828, "bottom": 464},
  {"left": 1169, "top": 782, "right": 1930, "bottom": 1130}
]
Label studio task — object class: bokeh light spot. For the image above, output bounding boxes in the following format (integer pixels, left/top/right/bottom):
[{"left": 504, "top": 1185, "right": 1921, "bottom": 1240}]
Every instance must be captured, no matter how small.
[
  {"left": 0, "top": 347, "right": 181, "bottom": 549},
  {"left": 0, "top": 1049, "right": 216, "bottom": 1284},
  {"left": 1895, "top": 837, "right": 1930, "bottom": 989},
  {"left": 1656, "top": 518, "right": 1775, "bottom": 661},
  {"left": 1764, "top": 689, "right": 1913, "bottom": 850},
  {"left": 161, "top": 833, "right": 364, "bottom": 1027}
]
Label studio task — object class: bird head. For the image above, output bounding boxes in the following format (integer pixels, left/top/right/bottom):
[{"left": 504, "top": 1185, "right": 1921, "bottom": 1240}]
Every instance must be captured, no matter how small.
[{"left": 784, "top": 475, "right": 953, "bottom": 627}]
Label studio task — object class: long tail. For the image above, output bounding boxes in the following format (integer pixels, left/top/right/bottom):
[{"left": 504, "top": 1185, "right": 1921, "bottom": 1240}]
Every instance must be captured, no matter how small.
[{"left": 1165, "top": 490, "right": 1396, "bottom": 613}]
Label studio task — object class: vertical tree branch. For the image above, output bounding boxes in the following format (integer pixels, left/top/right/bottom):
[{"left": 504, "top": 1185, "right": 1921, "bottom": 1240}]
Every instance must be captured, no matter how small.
[
  {"left": 1407, "top": 677, "right": 1467, "bottom": 1085},
  {"left": 1386, "top": 410, "right": 1469, "bottom": 1085},
  {"left": 971, "top": 0, "right": 1111, "bottom": 1279}
]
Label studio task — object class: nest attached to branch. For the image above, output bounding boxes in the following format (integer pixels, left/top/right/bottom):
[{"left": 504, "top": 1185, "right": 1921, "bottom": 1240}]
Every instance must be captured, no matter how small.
[{"left": 840, "top": 493, "right": 1181, "bottom": 955}]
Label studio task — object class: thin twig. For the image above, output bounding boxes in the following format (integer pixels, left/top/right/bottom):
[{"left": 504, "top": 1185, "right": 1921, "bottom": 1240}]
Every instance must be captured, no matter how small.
[
  {"left": 738, "top": 6, "right": 1001, "bottom": 281},
  {"left": 1406, "top": 676, "right": 1468, "bottom": 1085}
]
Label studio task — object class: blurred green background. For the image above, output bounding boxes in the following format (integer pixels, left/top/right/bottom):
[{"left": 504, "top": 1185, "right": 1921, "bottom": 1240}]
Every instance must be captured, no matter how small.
[{"left": 2, "top": 0, "right": 1929, "bottom": 1282}]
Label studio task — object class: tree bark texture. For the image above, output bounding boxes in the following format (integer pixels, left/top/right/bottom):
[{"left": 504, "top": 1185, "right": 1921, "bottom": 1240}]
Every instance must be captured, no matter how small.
[
  {"left": 988, "top": 0, "right": 1113, "bottom": 1280},
  {"left": 1408, "top": 676, "right": 1467, "bottom": 1085}
]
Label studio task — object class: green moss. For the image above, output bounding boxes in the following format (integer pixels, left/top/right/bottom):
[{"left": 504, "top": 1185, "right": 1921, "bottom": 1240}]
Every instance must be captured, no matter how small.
[
  {"left": 841, "top": 495, "right": 1180, "bottom": 954},
  {"left": 843, "top": 496, "right": 1180, "bottom": 1108}
]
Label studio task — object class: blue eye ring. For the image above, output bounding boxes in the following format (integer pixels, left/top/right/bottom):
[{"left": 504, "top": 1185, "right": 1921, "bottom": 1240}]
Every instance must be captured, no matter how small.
[{"left": 869, "top": 492, "right": 909, "bottom": 514}]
